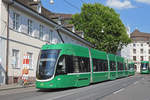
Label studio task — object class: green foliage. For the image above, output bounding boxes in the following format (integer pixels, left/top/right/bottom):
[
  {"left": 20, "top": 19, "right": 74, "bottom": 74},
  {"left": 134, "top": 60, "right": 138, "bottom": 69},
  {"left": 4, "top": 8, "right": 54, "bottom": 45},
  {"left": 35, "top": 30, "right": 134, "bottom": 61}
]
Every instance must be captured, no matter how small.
[{"left": 71, "top": 3, "right": 132, "bottom": 54}]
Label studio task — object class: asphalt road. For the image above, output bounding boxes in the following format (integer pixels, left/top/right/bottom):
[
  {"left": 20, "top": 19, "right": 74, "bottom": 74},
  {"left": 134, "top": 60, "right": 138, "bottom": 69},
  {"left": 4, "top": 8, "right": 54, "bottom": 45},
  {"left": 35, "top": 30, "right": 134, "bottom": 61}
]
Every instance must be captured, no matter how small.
[{"left": 0, "top": 74, "right": 149, "bottom": 100}]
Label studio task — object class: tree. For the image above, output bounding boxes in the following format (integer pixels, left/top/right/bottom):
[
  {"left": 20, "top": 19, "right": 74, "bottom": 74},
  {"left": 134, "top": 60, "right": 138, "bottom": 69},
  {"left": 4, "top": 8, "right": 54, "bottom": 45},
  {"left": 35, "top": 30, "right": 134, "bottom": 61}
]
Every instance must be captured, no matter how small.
[{"left": 71, "top": 3, "right": 132, "bottom": 54}]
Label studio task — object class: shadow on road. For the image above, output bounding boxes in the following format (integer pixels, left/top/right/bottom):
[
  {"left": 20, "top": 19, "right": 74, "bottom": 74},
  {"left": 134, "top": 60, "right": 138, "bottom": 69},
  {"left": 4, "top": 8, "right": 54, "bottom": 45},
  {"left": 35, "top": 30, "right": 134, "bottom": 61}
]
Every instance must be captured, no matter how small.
[{"left": 36, "top": 87, "right": 76, "bottom": 92}]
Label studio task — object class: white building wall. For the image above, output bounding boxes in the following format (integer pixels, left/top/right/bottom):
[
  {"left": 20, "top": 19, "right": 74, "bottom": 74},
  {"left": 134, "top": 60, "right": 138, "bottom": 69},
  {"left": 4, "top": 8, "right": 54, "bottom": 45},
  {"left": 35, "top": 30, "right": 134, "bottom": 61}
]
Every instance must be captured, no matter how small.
[
  {"left": 1, "top": 1, "right": 92, "bottom": 84},
  {"left": 0, "top": 1, "right": 7, "bottom": 85},
  {"left": 121, "top": 41, "right": 150, "bottom": 73},
  {"left": 0, "top": 0, "right": 1, "bottom": 33},
  {"left": 0, "top": 38, "right": 6, "bottom": 85}
]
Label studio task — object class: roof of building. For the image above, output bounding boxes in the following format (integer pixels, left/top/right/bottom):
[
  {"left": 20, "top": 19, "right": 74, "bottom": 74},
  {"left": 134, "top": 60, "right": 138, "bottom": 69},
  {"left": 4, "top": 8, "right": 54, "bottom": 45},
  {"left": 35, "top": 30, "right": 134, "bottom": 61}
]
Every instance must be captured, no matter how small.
[
  {"left": 50, "top": 13, "right": 72, "bottom": 20},
  {"left": 130, "top": 29, "right": 150, "bottom": 42},
  {"left": 9, "top": 0, "right": 93, "bottom": 47},
  {"left": 131, "top": 29, "right": 150, "bottom": 37}
]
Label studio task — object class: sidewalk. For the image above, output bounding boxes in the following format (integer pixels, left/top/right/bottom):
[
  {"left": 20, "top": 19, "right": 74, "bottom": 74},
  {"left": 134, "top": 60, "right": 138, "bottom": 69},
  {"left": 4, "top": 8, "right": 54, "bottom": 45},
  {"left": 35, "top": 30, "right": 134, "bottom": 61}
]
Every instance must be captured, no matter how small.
[{"left": 0, "top": 83, "right": 35, "bottom": 91}]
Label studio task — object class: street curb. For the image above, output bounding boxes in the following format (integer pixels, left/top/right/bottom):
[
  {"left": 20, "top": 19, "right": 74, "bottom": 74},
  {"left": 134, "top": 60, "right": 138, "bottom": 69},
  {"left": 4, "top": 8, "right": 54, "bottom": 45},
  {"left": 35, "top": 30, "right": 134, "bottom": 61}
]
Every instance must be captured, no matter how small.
[{"left": 0, "top": 84, "right": 35, "bottom": 91}]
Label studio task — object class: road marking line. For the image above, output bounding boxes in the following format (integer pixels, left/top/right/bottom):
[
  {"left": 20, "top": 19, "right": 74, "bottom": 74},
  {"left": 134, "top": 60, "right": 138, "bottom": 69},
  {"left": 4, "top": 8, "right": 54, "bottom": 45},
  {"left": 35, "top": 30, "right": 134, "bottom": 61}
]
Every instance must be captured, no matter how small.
[{"left": 113, "top": 88, "right": 124, "bottom": 94}]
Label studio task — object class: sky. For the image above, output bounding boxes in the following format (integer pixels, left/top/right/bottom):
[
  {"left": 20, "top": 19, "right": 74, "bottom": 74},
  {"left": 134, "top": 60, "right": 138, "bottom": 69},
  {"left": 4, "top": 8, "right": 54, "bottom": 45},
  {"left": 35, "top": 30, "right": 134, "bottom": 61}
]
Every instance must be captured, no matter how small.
[{"left": 41, "top": 0, "right": 150, "bottom": 33}]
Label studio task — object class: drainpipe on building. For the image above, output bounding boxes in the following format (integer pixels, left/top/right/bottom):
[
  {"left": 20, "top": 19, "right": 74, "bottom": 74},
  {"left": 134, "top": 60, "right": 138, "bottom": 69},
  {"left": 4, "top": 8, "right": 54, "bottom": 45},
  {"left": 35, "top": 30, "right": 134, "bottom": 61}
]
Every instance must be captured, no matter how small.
[{"left": 5, "top": 0, "right": 14, "bottom": 84}]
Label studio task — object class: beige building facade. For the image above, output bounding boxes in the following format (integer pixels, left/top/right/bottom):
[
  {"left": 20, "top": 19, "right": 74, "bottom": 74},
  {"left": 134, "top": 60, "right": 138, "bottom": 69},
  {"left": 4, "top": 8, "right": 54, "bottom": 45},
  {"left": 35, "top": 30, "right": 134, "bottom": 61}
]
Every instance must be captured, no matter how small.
[{"left": 0, "top": 0, "right": 93, "bottom": 84}]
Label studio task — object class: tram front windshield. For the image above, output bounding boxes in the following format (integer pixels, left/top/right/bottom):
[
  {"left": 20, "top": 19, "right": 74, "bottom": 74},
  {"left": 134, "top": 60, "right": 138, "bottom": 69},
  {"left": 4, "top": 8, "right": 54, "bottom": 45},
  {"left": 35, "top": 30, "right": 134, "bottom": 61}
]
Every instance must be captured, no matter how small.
[
  {"left": 36, "top": 50, "right": 60, "bottom": 80},
  {"left": 141, "top": 63, "right": 148, "bottom": 70},
  {"left": 129, "top": 64, "right": 134, "bottom": 70}
]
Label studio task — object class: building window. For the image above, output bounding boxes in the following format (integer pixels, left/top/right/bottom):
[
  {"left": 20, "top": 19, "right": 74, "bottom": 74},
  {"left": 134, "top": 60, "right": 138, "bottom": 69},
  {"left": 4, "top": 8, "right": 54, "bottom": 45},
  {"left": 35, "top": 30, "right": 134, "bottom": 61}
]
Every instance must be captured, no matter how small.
[
  {"left": 28, "top": 19, "right": 33, "bottom": 35},
  {"left": 12, "top": 49, "right": 19, "bottom": 68},
  {"left": 140, "top": 56, "right": 144, "bottom": 61},
  {"left": 133, "top": 49, "right": 136, "bottom": 54},
  {"left": 147, "top": 42, "right": 149, "bottom": 44},
  {"left": 133, "top": 56, "right": 136, "bottom": 61},
  {"left": 133, "top": 43, "right": 136, "bottom": 47},
  {"left": 13, "top": 12, "right": 20, "bottom": 30},
  {"left": 39, "top": 25, "right": 44, "bottom": 40},
  {"left": 49, "top": 29, "right": 53, "bottom": 43},
  {"left": 141, "top": 43, "right": 143, "bottom": 47},
  {"left": 149, "top": 56, "right": 150, "bottom": 61},
  {"left": 27, "top": 52, "right": 33, "bottom": 69},
  {"left": 140, "top": 49, "right": 143, "bottom": 54}
]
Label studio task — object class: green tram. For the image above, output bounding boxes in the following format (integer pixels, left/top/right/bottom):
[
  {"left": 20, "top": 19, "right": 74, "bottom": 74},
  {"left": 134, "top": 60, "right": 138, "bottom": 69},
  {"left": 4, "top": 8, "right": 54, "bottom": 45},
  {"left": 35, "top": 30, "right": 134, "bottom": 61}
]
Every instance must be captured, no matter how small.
[
  {"left": 140, "top": 61, "right": 150, "bottom": 74},
  {"left": 36, "top": 44, "right": 133, "bottom": 89},
  {"left": 128, "top": 62, "right": 135, "bottom": 76}
]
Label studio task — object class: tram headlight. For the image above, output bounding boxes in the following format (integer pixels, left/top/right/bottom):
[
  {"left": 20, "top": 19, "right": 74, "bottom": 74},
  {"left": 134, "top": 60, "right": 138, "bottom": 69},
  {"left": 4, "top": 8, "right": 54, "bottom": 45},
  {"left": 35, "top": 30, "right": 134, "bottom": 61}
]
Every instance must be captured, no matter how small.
[
  {"left": 57, "top": 78, "right": 61, "bottom": 80},
  {"left": 143, "top": 67, "right": 146, "bottom": 70}
]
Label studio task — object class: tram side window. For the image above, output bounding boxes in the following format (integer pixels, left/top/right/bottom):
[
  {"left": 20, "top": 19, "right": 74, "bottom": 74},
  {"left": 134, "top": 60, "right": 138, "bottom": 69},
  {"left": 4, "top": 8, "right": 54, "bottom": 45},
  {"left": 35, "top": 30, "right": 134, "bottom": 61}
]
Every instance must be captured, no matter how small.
[
  {"left": 125, "top": 63, "right": 128, "bottom": 70},
  {"left": 128, "top": 64, "right": 131, "bottom": 70},
  {"left": 117, "top": 62, "right": 124, "bottom": 71},
  {"left": 72, "top": 56, "right": 80, "bottom": 73},
  {"left": 56, "top": 55, "right": 66, "bottom": 75},
  {"left": 103, "top": 60, "right": 108, "bottom": 71},
  {"left": 110, "top": 61, "right": 116, "bottom": 71},
  {"left": 66, "top": 55, "right": 74, "bottom": 73},
  {"left": 93, "top": 59, "right": 108, "bottom": 72},
  {"left": 98, "top": 60, "right": 103, "bottom": 71},
  {"left": 117, "top": 62, "right": 121, "bottom": 71},
  {"left": 78, "top": 57, "right": 90, "bottom": 72},
  {"left": 120, "top": 63, "right": 124, "bottom": 70},
  {"left": 93, "top": 59, "right": 98, "bottom": 72},
  {"left": 56, "top": 55, "right": 90, "bottom": 75}
]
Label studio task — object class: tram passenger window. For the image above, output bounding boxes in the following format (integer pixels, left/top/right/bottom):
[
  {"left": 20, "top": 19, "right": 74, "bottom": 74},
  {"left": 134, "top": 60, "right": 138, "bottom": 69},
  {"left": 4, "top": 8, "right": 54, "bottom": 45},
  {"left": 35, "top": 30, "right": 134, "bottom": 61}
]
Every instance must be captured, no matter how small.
[
  {"left": 78, "top": 57, "right": 85, "bottom": 72},
  {"left": 98, "top": 60, "right": 103, "bottom": 71},
  {"left": 93, "top": 59, "right": 108, "bottom": 72},
  {"left": 117, "top": 62, "right": 124, "bottom": 71},
  {"left": 125, "top": 63, "right": 128, "bottom": 70},
  {"left": 73, "top": 56, "right": 80, "bottom": 73},
  {"left": 78, "top": 57, "right": 90, "bottom": 72},
  {"left": 121, "top": 63, "right": 124, "bottom": 70},
  {"left": 93, "top": 59, "right": 101, "bottom": 72},
  {"left": 104, "top": 60, "right": 108, "bottom": 71},
  {"left": 56, "top": 56, "right": 66, "bottom": 75},
  {"left": 66, "top": 55, "right": 73, "bottom": 73},
  {"left": 93, "top": 59, "right": 98, "bottom": 72},
  {"left": 84, "top": 57, "right": 90, "bottom": 72},
  {"left": 117, "top": 62, "right": 121, "bottom": 71},
  {"left": 110, "top": 61, "right": 116, "bottom": 71}
]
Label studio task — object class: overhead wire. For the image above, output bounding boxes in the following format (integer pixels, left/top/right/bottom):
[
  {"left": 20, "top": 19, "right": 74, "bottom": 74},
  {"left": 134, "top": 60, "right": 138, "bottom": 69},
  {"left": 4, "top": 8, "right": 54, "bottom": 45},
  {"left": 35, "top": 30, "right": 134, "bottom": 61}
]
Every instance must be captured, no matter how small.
[{"left": 63, "top": 0, "right": 80, "bottom": 11}]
